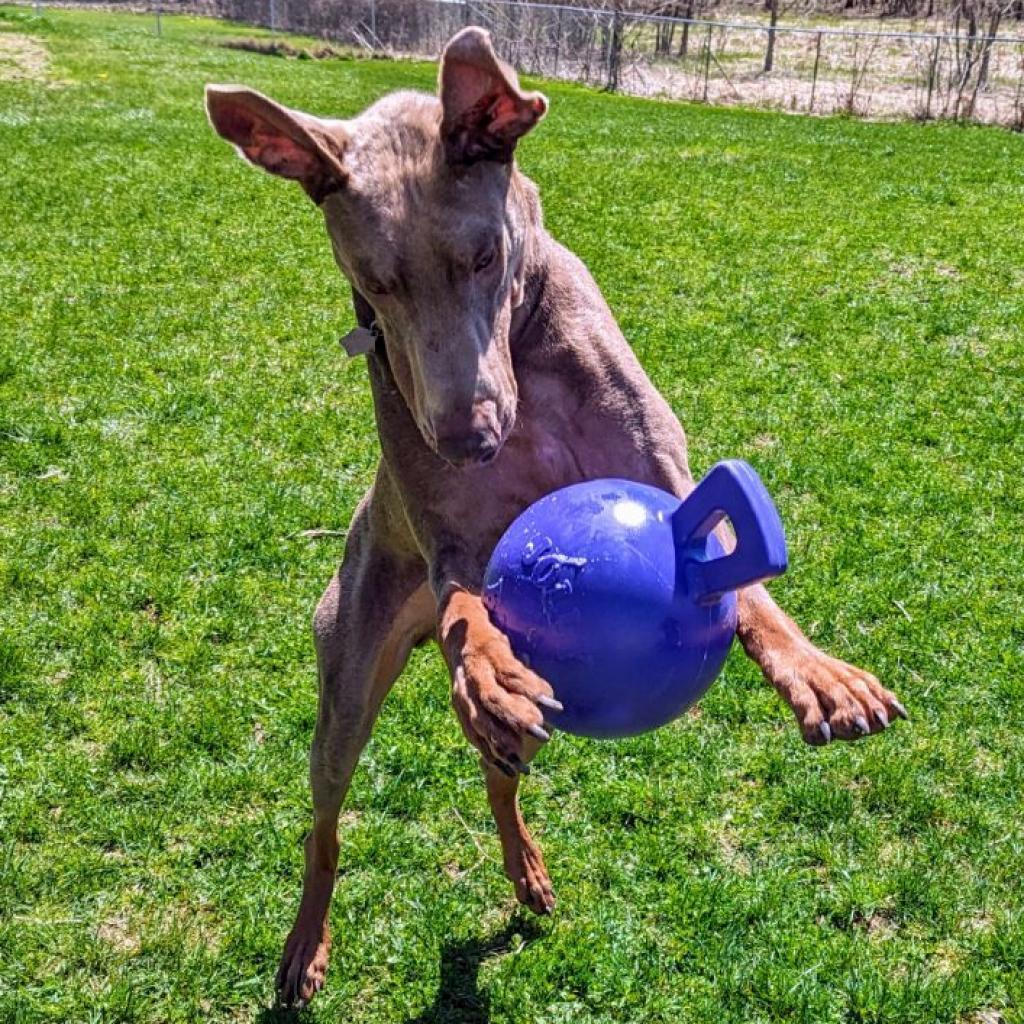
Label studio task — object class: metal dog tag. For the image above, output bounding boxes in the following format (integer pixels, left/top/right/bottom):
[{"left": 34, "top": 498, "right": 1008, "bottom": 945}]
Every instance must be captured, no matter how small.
[{"left": 339, "top": 326, "right": 376, "bottom": 357}]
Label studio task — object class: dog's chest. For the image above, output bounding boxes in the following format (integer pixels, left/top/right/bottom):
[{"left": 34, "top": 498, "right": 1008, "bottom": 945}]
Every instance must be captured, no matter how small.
[
  {"left": 527, "top": 431, "right": 584, "bottom": 483},
  {"left": 502, "top": 412, "right": 626, "bottom": 502}
]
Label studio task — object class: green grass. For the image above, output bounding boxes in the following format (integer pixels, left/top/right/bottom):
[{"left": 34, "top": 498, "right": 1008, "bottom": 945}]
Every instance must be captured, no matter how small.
[{"left": 2, "top": 7, "right": 1024, "bottom": 1022}]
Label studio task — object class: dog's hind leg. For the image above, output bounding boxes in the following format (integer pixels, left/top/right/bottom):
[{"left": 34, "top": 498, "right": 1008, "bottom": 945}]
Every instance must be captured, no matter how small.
[
  {"left": 483, "top": 739, "right": 554, "bottom": 915},
  {"left": 276, "top": 480, "right": 434, "bottom": 1008}
]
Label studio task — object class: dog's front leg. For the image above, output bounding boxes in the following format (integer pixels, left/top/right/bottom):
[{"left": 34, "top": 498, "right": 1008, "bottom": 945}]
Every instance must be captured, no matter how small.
[
  {"left": 645, "top": 454, "right": 907, "bottom": 745},
  {"left": 736, "top": 584, "right": 908, "bottom": 745},
  {"left": 439, "top": 585, "right": 561, "bottom": 776},
  {"left": 438, "top": 583, "right": 558, "bottom": 912}
]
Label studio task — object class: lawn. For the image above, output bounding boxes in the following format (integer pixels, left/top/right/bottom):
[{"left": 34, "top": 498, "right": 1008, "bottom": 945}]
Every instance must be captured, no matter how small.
[{"left": 2, "top": 7, "right": 1024, "bottom": 1023}]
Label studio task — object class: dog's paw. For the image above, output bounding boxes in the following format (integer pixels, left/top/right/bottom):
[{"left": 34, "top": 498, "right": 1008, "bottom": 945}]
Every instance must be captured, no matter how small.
[
  {"left": 275, "top": 921, "right": 330, "bottom": 1009},
  {"left": 506, "top": 839, "right": 556, "bottom": 915},
  {"left": 771, "top": 645, "right": 908, "bottom": 745},
  {"left": 452, "top": 631, "right": 562, "bottom": 773}
]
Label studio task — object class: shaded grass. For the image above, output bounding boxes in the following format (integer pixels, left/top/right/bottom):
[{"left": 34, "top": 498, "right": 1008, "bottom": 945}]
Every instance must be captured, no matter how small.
[{"left": 1, "top": 6, "right": 1023, "bottom": 1023}]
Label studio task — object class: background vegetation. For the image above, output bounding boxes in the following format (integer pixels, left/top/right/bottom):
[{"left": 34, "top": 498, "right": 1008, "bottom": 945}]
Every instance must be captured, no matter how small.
[{"left": 179, "top": 0, "right": 1024, "bottom": 127}]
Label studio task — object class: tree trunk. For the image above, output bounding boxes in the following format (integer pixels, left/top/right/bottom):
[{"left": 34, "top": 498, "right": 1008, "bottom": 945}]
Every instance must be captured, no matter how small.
[
  {"left": 678, "top": 0, "right": 694, "bottom": 58},
  {"left": 976, "top": 8, "right": 1003, "bottom": 91},
  {"left": 764, "top": 0, "right": 779, "bottom": 73},
  {"left": 606, "top": 3, "right": 623, "bottom": 92}
]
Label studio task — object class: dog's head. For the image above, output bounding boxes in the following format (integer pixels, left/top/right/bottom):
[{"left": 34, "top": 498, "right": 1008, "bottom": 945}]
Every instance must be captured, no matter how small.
[{"left": 206, "top": 28, "right": 547, "bottom": 467}]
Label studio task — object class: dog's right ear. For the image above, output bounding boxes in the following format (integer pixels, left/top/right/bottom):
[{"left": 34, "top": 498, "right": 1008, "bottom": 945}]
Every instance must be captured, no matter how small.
[{"left": 205, "top": 85, "right": 348, "bottom": 203}]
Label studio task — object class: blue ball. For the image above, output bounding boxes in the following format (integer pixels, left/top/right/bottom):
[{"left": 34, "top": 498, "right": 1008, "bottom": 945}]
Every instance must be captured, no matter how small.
[{"left": 483, "top": 461, "right": 787, "bottom": 739}]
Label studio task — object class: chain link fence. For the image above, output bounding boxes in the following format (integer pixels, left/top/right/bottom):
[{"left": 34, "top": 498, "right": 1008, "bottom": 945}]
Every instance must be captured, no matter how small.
[{"left": 40, "top": 0, "right": 1024, "bottom": 126}]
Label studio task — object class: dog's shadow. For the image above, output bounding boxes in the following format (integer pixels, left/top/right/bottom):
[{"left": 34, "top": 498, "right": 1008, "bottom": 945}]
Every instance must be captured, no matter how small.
[
  {"left": 405, "top": 916, "right": 542, "bottom": 1024},
  {"left": 258, "top": 916, "right": 542, "bottom": 1024}
]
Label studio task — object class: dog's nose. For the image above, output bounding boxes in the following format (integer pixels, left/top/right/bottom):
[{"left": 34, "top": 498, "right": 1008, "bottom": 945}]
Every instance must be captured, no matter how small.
[{"left": 435, "top": 430, "right": 501, "bottom": 467}]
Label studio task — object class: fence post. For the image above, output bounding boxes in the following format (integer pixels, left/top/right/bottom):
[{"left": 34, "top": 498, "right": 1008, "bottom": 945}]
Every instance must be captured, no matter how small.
[
  {"left": 701, "top": 22, "right": 712, "bottom": 101},
  {"left": 269, "top": 0, "right": 276, "bottom": 35},
  {"left": 463, "top": 0, "right": 471, "bottom": 27},
  {"left": 155, "top": 4, "right": 161, "bottom": 37},
  {"left": 369, "top": 0, "right": 377, "bottom": 47},
  {"left": 809, "top": 31, "right": 823, "bottom": 112}
]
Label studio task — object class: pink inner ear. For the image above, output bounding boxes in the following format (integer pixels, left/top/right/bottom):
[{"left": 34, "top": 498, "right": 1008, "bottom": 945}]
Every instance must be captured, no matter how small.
[
  {"left": 244, "top": 132, "right": 319, "bottom": 180},
  {"left": 488, "top": 94, "right": 522, "bottom": 133},
  {"left": 448, "top": 62, "right": 498, "bottom": 118},
  {"left": 215, "top": 105, "right": 257, "bottom": 147}
]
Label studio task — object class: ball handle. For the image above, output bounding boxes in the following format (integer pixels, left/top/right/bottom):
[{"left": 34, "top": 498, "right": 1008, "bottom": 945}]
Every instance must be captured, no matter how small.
[{"left": 672, "top": 460, "right": 788, "bottom": 606}]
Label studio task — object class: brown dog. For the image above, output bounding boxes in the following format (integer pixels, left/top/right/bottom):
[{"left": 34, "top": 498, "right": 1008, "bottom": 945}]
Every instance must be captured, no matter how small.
[{"left": 206, "top": 27, "right": 906, "bottom": 1007}]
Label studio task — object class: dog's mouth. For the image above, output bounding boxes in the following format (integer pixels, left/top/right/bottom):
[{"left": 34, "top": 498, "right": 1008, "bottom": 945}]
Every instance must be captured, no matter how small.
[
  {"left": 420, "top": 394, "right": 516, "bottom": 469},
  {"left": 433, "top": 429, "right": 507, "bottom": 469},
  {"left": 425, "top": 407, "right": 514, "bottom": 469}
]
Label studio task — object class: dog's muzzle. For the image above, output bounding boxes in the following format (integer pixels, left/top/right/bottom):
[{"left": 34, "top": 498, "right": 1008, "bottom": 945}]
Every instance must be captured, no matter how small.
[
  {"left": 432, "top": 403, "right": 507, "bottom": 467},
  {"left": 435, "top": 429, "right": 503, "bottom": 467}
]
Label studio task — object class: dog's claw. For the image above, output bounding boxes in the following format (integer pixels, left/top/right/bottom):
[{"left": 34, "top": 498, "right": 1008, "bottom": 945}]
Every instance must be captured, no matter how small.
[
  {"left": 854, "top": 715, "right": 870, "bottom": 736},
  {"left": 891, "top": 699, "right": 909, "bottom": 720},
  {"left": 536, "top": 695, "right": 564, "bottom": 713},
  {"left": 527, "top": 723, "right": 551, "bottom": 743},
  {"left": 819, "top": 721, "right": 832, "bottom": 743},
  {"left": 874, "top": 708, "right": 889, "bottom": 728},
  {"left": 509, "top": 755, "right": 531, "bottom": 776}
]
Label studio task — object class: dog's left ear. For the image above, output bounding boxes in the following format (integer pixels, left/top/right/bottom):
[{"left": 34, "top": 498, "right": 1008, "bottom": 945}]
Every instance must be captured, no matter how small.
[{"left": 439, "top": 27, "right": 547, "bottom": 166}]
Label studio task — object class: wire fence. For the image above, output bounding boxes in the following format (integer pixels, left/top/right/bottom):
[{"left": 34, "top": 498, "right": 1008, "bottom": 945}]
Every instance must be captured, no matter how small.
[{"left": 40, "top": 0, "right": 1024, "bottom": 127}]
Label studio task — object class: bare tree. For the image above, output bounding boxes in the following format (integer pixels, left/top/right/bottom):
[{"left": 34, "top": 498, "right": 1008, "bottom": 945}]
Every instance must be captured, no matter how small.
[{"left": 764, "top": 0, "right": 780, "bottom": 71}]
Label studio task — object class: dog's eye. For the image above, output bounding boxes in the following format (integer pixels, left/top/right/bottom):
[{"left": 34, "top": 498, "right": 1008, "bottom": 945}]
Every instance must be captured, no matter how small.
[{"left": 473, "top": 249, "right": 495, "bottom": 273}]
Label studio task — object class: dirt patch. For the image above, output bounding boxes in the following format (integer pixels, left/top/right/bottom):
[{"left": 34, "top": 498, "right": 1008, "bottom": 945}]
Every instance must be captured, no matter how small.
[
  {"left": 97, "top": 913, "right": 141, "bottom": 954},
  {"left": 0, "top": 32, "right": 49, "bottom": 82}
]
